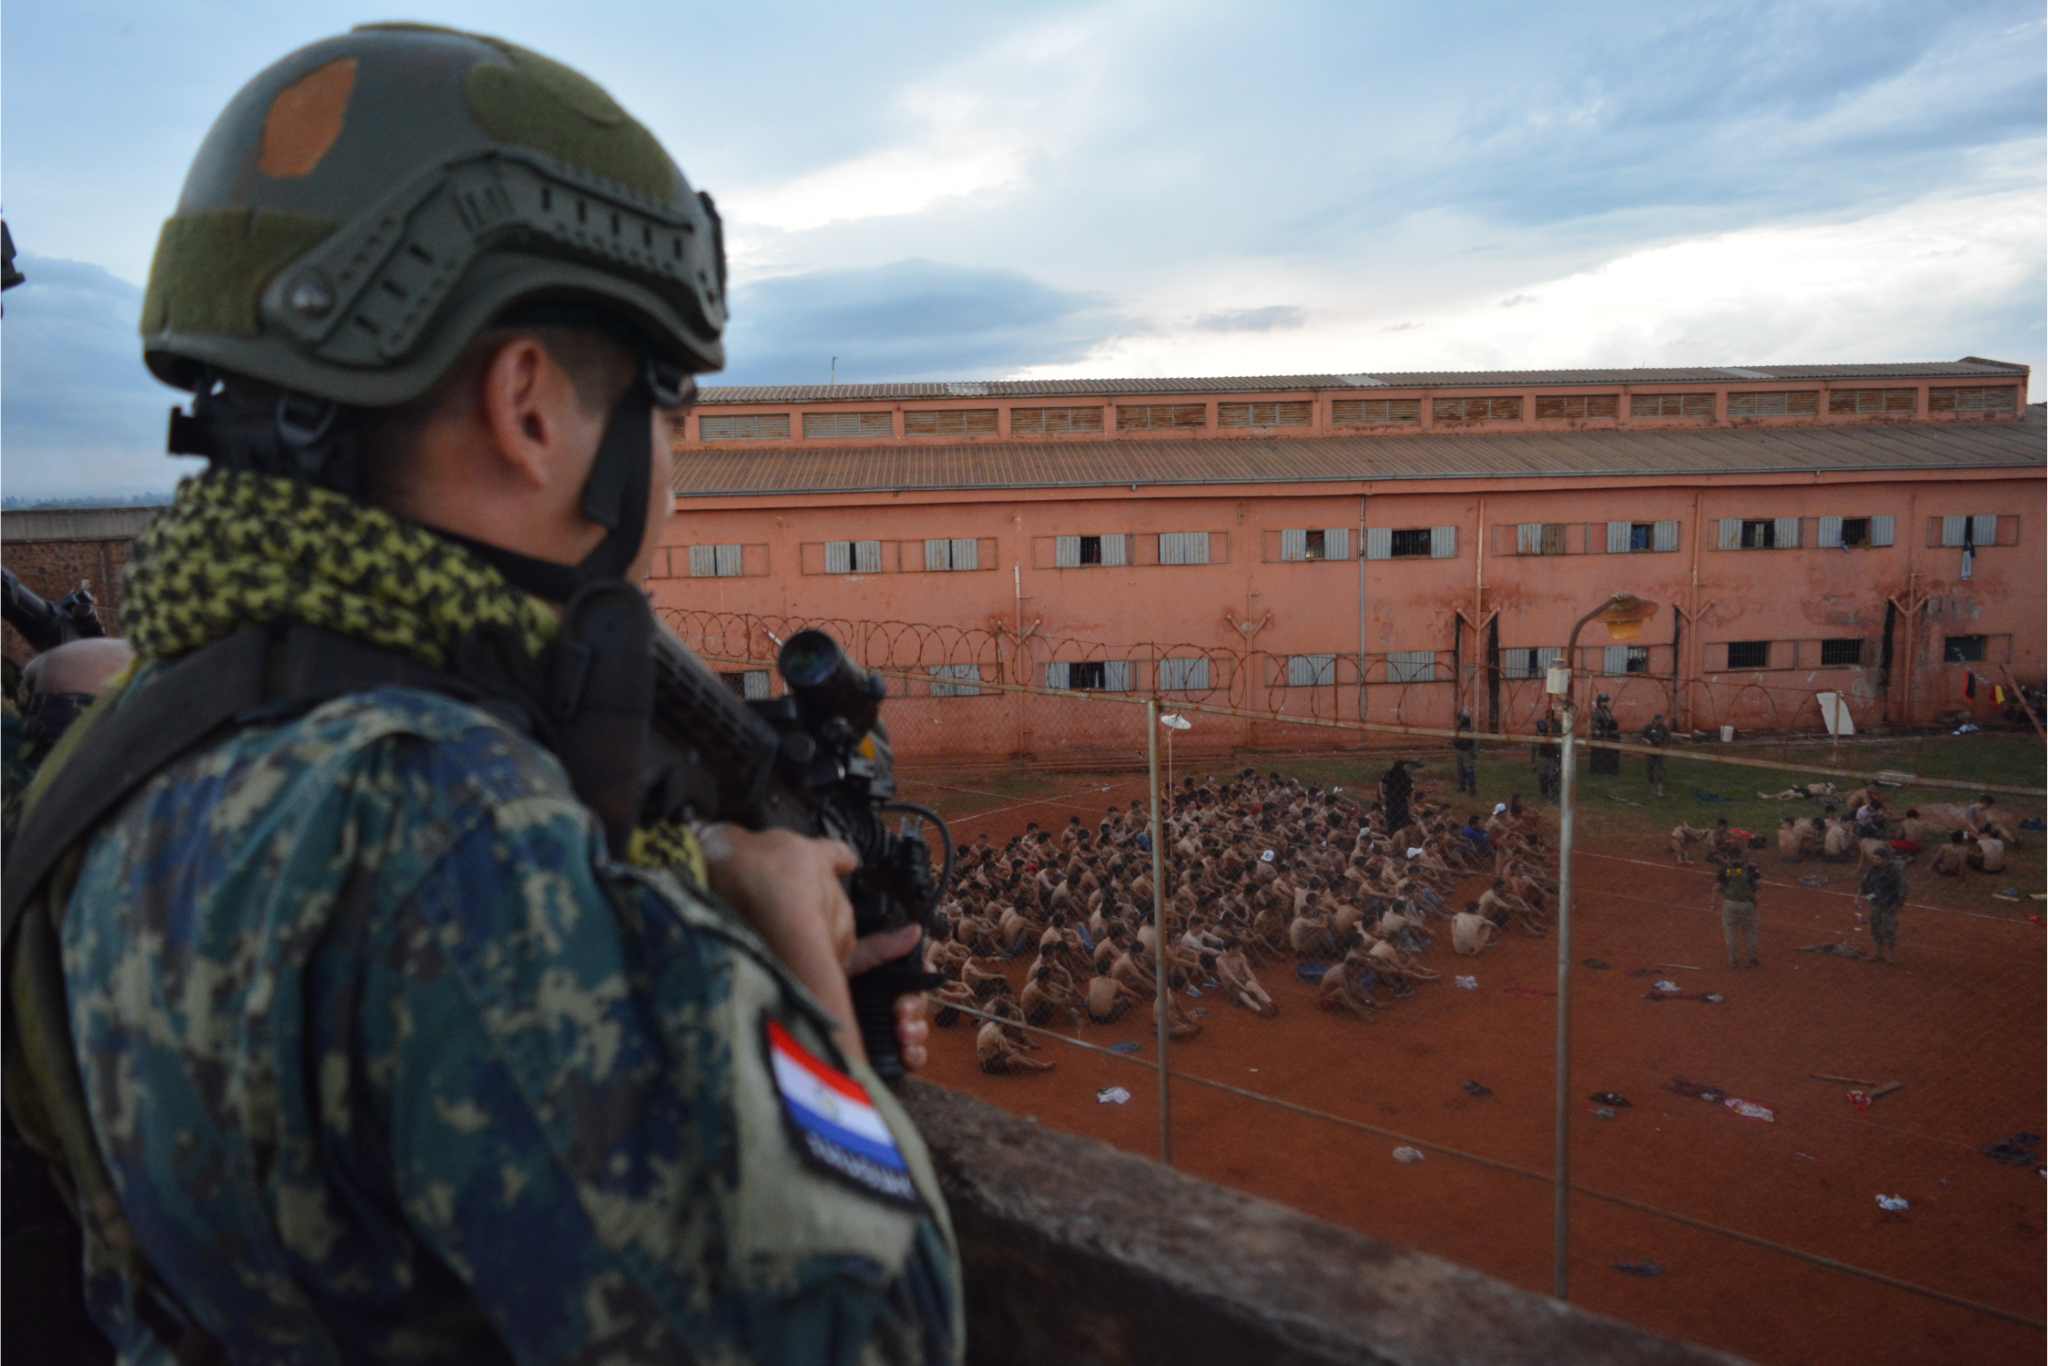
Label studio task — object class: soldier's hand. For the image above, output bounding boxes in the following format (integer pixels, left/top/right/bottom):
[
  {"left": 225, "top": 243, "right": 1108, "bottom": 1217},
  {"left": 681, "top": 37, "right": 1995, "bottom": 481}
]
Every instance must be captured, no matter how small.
[{"left": 699, "top": 824, "right": 866, "bottom": 1057}]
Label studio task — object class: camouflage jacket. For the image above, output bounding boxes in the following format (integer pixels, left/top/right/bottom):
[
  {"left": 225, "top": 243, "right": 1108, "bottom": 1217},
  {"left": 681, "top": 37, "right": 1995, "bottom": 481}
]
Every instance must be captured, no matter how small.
[{"left": 58, "top": 678, "right": 963, "bottom": 1364}]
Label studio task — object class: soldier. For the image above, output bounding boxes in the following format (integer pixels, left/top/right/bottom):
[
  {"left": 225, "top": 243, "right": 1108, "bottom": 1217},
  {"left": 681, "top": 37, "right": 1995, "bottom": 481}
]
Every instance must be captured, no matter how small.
[
  {"left": 1532, "top": 717, "right": 1560, "bottom": 803},
  {"left": 1858, "top": 850, "right": 1908, "bottom": 964},
  {"left": 1641, "top": 712, "right": 1671, "bottom": 798},
  {"left": 1453, "top": 711, "right": 1478, "bottom": 795},
  {"left": 1589, "top": 692, "right": 1621, "bottom": 776},
  {"left": 1712, "top": 858, "right": 1765, "bottom": 969},
  {"left": 0, "top": 28, "right": 960, "bottom": 1364}
]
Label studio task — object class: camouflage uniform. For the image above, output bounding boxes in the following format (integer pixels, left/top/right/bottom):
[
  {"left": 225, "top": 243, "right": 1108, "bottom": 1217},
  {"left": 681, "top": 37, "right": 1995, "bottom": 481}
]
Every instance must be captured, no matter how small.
[{"left": 62, "top": 676, "right": 961, "bottom": 1362}]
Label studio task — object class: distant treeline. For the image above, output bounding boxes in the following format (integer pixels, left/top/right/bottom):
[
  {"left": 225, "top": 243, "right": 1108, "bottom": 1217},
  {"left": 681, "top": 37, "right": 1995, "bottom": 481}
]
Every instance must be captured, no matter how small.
[{"left": 2, "top": 493, "right": 170, "bottom": 509}]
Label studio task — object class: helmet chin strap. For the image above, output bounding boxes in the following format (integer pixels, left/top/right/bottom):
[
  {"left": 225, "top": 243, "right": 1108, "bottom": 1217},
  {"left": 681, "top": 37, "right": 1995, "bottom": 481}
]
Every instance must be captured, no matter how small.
[{"left": 432, "top": 368, "right": 659, "bottom": 603}]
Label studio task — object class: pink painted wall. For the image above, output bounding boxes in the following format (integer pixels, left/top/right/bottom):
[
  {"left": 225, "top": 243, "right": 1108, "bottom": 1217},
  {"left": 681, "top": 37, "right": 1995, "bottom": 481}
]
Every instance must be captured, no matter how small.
[{"left": 651, "top": 468, "right": 2044, "bottom": 762}]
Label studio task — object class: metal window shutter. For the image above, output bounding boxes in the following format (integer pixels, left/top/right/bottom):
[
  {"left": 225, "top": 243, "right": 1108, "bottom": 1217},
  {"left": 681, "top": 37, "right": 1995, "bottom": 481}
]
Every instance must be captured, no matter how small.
[
  {"left": 1045, "top": 662, "right": 1070, "bottom": 689},
  {"left": 1218, "top": 403, "right": 1251, "bottom": 429},
  {"left": 714, "top": 544, "right": 743, "bottom": 577},
  {"left": 855, "top": 540, "right": 883, "bottom": 574},
  {"left": 1774, "top": 516, "right": 1800, "bottom": 548},
  {"left": 925, "top": 538, "right": 950, "bottom": 571},
  {"left": 1365, "top": 528, "right": 1393, "bottom": 560},
  {"left": 1939, "top": 516, "right": 1966, "bottom": 547},
  {"left": 1868, "top": 515, "right": 1894, "bottom": 547},
  {"left": 1185, "top": 532, "right": 1211, "bottom": 564},
  {"left": 1281, "top": 529, "right": 1307, "bottom": 561},
  {"left": 1286, "top": 655, "right": 1314, "bottom": 687},
  {"left": 1158, "top": 658, "right": 1184, "bottom": 690},
  {"left": 1971, "top": 514, "right": 1997, "bottom": 545},
  {"left": 1104, "top": 661, "right": 1133, "bottom": 692},
  {"left": 1517, "top": 523, "right": 1542, "bottom": 555},
  {"left": 1718, "top": 518, "right": 1742, "bottom": 550},
  {"left": 1653, "top": 520, "right": 1679, "bottom": 552},
  {"left": 1189, "top": 657, "right": 1210, "bottom": 689},
  {"left": 742, "top": 670, "right": 771, "bottom": 701},
  {"left": 1055, "top": 535, "right": 1081, "bottom": 567},
  {"left": 951, "top": 537, "right": 978, "bottom": 570},
  {"left": 1817, "top": 515, "right": 1843, "bottom": 549},
  {"left": 1323, "top": 528, "right": 1349, "bottom": 561},
  {"left": 825, "top": 541, "right": 852, "bottom": 574},
  {"left": 1602, "top": 521, "right": 1628, "bottom": 554},
  {"left": 1536, "top": 647, "right": 1561, "bottom": 673},
  {"left": 689, "top": 545, "right": 716, "bottom": 577},
  {"left": 1603, "top": 644, "right": 1628, "bottom": 675},
  {"left": 1101, "top": 533, "right": 1128, "bottom": 566},
  {"left": 1159, "top": 532, "right": 1184, "bottom": 565},
  {"left": 1430, "top": 526, "right": 1457, "bottom": 558}
]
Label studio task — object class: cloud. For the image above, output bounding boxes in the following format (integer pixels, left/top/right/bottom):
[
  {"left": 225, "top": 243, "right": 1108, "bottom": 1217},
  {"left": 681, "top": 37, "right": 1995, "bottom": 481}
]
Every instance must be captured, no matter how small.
[
  {"left": 1, "top": 255, "right": 200, "bottom": 501},
  {"left": 1192, "top": 306, "right": 1304, "bottom": 333},
  {"left": 1498, "top": 294, "right": 1537, "bottom": 309},
  {"left": 719, "top": 258, "right": 1128, "bottom": 384}
]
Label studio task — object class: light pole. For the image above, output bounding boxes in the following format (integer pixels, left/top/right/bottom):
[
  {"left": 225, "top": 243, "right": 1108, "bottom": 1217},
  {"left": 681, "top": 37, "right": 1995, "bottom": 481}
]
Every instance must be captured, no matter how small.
[{"left": 1550, "top": 592, "right": 1657, "bottom": 1302}]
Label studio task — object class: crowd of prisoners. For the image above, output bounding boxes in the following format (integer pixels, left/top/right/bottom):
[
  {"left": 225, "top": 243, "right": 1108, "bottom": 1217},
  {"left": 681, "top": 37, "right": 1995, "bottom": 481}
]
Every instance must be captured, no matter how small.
[
  {"left": 1667, "top": 785, "right": 2019, "bottom": 876},
  {"left": 925, "top": 769, "right": 1557, "bottom": 1074}
]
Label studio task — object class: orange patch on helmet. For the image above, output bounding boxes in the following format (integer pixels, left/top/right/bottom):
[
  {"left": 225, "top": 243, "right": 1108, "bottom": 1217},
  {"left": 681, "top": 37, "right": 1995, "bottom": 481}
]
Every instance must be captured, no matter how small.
[{"left": 258, "top": 58, "right": 357, "bottom": 179}]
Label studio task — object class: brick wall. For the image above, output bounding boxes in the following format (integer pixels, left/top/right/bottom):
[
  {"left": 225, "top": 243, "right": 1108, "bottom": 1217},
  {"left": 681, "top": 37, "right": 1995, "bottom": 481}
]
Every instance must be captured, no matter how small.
[{"left": 1, "top": 508, "right": 156, "bottom": 663}]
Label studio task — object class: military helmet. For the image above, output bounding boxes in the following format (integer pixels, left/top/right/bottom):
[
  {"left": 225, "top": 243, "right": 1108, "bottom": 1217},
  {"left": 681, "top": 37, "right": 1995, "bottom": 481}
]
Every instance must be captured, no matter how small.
[{"left": 141, "top": 23, "right": 726, "bottom": 406}]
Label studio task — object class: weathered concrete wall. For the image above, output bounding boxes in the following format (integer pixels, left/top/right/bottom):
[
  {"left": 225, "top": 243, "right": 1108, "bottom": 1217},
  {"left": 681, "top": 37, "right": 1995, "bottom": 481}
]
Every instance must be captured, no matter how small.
[{"left": 897, "top": 1080, "right": 1743, "bottom": 1366}]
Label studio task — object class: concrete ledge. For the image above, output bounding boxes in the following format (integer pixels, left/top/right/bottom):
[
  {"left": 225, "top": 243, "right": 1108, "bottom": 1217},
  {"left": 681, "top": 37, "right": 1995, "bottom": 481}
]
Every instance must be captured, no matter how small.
[
  {"left": 897, "top": 1080, "right": 1743, "bottom": 1366},
  {"left": 1, "top": 506, "right": 161, "bottom": 544}
]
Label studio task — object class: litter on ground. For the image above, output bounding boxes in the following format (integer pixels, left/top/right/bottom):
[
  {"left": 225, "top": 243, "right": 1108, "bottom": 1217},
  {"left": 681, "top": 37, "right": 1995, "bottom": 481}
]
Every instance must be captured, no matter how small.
[
  {"left": 1096, "top": 1087, "right": 1132, "bottom": 1105},
  {"left": 1462, "top": 1080, "right": 1493, "bottom": 1099},
  {"left": 1613, "top": 1259, "right": 1665, "bottom": 1277},
  {"left": 1392, "top": 1146, "right": 1425, "bottom": 1164},
  {"left": 1590, "top": 1091, "right": 1632, "bottom": 1107},
  {"left": 1725, "top": 1098, "right": 1776, "bottom": 1122},
  {"left": 1876, "top": 1194, "right": 1910, "bottom": 1213},
  {"left": 1107, "top": 1042, "right": 1143, "bottom": 1056},
  {"left": 1455, "top": 975, "right": 1478, "bottom": 990}
]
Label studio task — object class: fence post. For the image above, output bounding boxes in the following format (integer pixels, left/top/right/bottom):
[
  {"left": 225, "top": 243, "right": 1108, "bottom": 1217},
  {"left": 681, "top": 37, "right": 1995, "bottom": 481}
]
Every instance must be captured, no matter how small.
[
  {"left": 1147, "top": 699, "right": 1173, "bottom": 1167},
  {"left": 1554, "top": 701, "right": 1577, "bottom": 1302}
]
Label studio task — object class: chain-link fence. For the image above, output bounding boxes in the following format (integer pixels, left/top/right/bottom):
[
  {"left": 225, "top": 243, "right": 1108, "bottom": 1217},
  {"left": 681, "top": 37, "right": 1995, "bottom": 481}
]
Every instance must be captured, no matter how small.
[{"left": 658, "top": 606, "right": 2047, "bottom": 1366}]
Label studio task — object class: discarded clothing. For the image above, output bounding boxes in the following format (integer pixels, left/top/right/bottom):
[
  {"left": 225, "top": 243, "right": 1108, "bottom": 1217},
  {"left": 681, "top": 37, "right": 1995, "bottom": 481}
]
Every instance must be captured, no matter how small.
[
  {"left": 1096, "top": 1087, "right": 1133, "bottom": 1105},
  {"left": 1296, "top": 961, "right": 1332, "bottom": 983},
  {"left": 1669, "top": 1078, "right": 1726, "bottom": 1103},
  {"left": 1589, "top": 1091, "right": 1632, "bottom": 1107},
  {"left": 1983, "top": 1133, "right": 2044, "bottom": 1167},
  {"left": 1462, "top": 1080, "right": 1493, "bottom": 1099},
  {"left": 1107, "top": 1042, "right": 1143, "bottom": 1056},
  {"left": 1613, "top": 1260, "right": 1665, "bottom": 1278}
]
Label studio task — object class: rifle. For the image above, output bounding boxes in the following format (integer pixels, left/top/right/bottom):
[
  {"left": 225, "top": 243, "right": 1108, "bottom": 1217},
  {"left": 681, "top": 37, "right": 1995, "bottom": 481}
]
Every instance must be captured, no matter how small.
[
  {"left": 646, "top": 624, "right": 952, "bottom": 1081},
  {"left": 2, "top": 568, "right": 106, "bottom": 653}
]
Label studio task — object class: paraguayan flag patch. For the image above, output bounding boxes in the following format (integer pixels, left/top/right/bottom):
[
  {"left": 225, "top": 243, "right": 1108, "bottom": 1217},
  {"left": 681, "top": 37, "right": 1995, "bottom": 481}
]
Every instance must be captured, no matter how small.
[{"left": 764, "top": 1016, "right": 922, "bottom": 1208}]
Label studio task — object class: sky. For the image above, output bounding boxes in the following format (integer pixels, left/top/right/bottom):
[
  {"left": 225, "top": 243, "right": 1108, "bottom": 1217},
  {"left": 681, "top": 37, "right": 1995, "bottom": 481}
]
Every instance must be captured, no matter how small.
[{"left": 2, "top": 0, "right": 2043, "bottom": 499}]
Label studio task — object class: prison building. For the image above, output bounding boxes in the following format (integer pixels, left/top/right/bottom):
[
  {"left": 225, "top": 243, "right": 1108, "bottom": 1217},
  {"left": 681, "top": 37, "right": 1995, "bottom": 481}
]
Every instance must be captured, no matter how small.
[{"left": 655, "top": 359, "right": 2042, "bottom": 757}]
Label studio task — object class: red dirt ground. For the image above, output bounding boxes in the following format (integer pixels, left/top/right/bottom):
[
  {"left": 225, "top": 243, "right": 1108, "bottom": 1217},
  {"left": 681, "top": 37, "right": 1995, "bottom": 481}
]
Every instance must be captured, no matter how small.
[{"left": 917, "top": 774, "right": 2047, "bottom": 1366}]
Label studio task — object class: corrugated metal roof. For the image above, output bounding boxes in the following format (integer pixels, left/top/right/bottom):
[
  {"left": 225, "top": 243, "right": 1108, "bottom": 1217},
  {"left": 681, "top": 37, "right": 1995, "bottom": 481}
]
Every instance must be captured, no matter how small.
[
  {"left": 674, "top": 407, "right": 2044, "bottom": 499},
  {"left": 696, "top": 358, "right": 2029, "bottom": 405}
]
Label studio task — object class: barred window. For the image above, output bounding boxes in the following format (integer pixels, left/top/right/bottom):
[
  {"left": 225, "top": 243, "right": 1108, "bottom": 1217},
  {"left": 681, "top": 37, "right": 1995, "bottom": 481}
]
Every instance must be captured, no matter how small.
[
  {"left": 1725, "top": 641, "right": 1772, "bottom": 669},
  {"left": 688, "top": 544, "right": 744, "bottom": 577},
  {"left": 1728, "top": 390, "right": 1819, "bottom": 418},
  {"left": 1516, "top": 523, "right": 1569, "bottom": 556},
  {"left": 1819, "top": 639, "right": 1865, "bottom": 667},
  {"left": 700, "top": 413, "right": 790, "bottom": 441},
  {"left": 803, "top": 410, "right": 894, "bottom": 439},
  {"left": 1600, "top": 645, "right": 1650, "bottom": 675},
  {"left": 1827, "top": 388, "right": 1916, "bottom": 416},
  {"left": 1606, "top": 520, "right": 1680, "bottom": 553},
  {"left": 1045, "top": 661, "right": 1132, "bottom": 691},
  {"left": 1158, "top": 531, "right": 1212, "bottom": 565},
  {"left": 1284, "top": 653, "right": 1338, "bottom": 687},
  {"left": 1629, "top": 393, "right": 1713, "bottom": 418},
  {"left": 1217, "top": 401, "right": 1312, "bottom": 429},
  {"left": 1503, "top": 646, "right": 1560, "bottom": 680},
  {"left": 929, "top": 663, "right": 985, "bottom": 697},
  {"left": 1116, "top": 403, "right": 1206, "bottom": 431},
  {"left": 1330, "top": 398, "right": 1420, "bottom": 426},
  {"left": 924, "top": 538, "right": 981, "bottom": 571},
  {"left": 904, "top": 409, "right": 997, "bottom": 437},
  {"left": 1929, "top": 386, "right": 2017, "bottom": 414},
  {"left": 1281, "top": 528, "right": 1351, "bottom": 561},
  {"left": 825, "top": 540, "right": 884, "bottom": 574},
  {"left": 1157, "top": 657, "right": 1212, "bottom": 692},
  {"left": 719, "top": 670, "right": 771, "bottom": 700},
  {"left": 1054, "top": 534, "right": 1128, "bottom": 567},
  {"left": 1533, "top": 394, "right": 1618, "bottom": 420},
  {"left": 1433, "top": 396, "right": 1521, "bottom": 422},
  {"left": 1009, "top": 406, "right": 1105, "bottom": 435},
  {"left": 1943, "top": 635, "right": 1987, "bottom": 663},
  {"left": 1385, "top": 650, "right": 1436, "bottom": 684}
]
